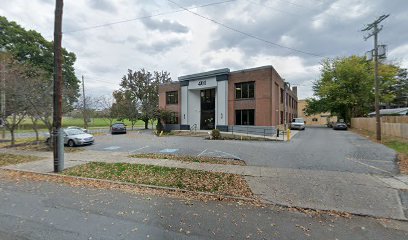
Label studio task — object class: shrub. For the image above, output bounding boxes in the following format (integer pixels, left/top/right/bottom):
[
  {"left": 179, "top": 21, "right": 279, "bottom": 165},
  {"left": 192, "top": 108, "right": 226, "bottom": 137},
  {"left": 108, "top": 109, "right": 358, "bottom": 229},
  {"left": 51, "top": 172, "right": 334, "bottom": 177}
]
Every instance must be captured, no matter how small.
[{"left": 211, "top": 129, "right": 221, "bottom": 140}]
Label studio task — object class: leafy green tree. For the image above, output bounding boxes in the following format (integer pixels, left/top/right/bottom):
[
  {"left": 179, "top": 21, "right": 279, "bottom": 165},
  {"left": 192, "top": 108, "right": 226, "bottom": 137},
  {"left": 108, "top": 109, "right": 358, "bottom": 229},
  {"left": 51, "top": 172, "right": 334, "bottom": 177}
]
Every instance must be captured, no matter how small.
[
  {"left": 119, "top": 69, "right": 171, "bottom": 129},
  {"left": 307, "top": 56, "right": 373, "bottom": 123},
  {"left": 306, "top": 55, "right": 403, "bottom": 123},
  {"left": 378, "top": 63, "right": 399, "bottom": 107},
  {"left": 389, "top": 68, "right": 408, "bottom": 107},
  {"left": 0, "top": 16, "right": 80, "bottom": 109}
]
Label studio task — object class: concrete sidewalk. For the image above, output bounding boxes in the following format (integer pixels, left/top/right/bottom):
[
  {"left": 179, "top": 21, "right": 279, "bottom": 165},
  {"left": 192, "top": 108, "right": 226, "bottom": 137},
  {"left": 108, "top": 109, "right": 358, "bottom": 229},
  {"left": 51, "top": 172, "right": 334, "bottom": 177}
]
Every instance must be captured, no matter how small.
[{"left": 1, "top": 149, "right": 407, "bottom": 220}]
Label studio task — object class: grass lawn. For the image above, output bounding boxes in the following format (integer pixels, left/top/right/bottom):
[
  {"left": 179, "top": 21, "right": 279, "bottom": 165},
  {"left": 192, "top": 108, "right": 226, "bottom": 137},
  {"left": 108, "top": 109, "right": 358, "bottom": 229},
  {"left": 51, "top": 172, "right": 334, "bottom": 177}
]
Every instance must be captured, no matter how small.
[
  {"left": 63, "top": 162, "right": 252, "bottom": 197},
  {"left": 0, "top": 153, "right": 41, "bottom": 167},
  {"left": 351, "top": 128, "right": 408, "bottom": 174},
  {"left": 129, "top": 153, "right": 246, "bottom": 166},
  {"left": 12, "top": 117, "right": 155, "bottom": 132},
  {"left": 0, "top": 137, "right": 84, "bottom": 153}
]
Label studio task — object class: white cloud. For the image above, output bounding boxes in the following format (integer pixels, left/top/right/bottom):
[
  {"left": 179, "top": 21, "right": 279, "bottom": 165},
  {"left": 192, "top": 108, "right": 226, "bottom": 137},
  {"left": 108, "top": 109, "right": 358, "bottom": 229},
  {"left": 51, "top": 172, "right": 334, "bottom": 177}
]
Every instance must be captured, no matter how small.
[{"left": 1, "top": 0, "right": 407, "bottom": 99}]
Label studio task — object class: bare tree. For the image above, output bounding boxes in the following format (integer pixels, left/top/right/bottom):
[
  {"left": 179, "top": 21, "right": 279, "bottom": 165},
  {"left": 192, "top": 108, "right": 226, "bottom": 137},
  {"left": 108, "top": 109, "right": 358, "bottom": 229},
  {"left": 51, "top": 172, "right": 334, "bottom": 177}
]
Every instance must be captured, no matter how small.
[
  {"left": 113, "top": 90, "right": 140, "bottom": 130},
  {"left": 75, "top": 95, "right": 98, "bottom": 129},
  {"left": 96, "top": 95, "right": 117, "bottom": 129},
  {"left": 1, "top": 57, "right": 30, "bottom": 145}
]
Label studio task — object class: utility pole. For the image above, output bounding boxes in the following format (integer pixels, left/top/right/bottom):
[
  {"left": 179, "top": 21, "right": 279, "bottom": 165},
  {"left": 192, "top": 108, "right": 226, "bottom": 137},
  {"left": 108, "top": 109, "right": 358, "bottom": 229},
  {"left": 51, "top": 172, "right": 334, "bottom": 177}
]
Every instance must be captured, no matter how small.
[
  {"left": 82, "top": 75, "right": 88, "bottom": 129},
  {"left": 362, "top": 14, "right": 389, "bottom": 141},
  {"left": 0, "top": 47, "right": 5, "bottom": 139},
  {"left": 53, "top": 0, "right": 64, "bottom": 172},
  {"left": 283, "top": 81, "right": 290, "bottom": 131}
]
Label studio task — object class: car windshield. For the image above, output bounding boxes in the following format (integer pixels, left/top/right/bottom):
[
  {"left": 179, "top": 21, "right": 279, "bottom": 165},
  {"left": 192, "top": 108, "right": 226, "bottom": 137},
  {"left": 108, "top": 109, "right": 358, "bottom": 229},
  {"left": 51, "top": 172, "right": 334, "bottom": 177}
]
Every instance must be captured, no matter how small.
[
  {"left": 65, "top": 129, "right": 85, "bottom": 135},
  {"left": 293, "top": 118, "right": 304, "bottom": 123},
  {"left": 113, "top": 124, "right": 124, "bottom": 127}
]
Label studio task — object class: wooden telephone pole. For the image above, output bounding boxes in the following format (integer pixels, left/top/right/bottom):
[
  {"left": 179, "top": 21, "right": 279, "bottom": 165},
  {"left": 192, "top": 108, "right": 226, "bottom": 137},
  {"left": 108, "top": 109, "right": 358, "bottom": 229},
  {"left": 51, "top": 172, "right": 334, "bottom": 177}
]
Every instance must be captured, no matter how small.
[
  {"left": 362, "top": 14, "right": 389, "bottom": 141},
  {"left": 53, "top": 0, "right": 64, "bottom": 172}
]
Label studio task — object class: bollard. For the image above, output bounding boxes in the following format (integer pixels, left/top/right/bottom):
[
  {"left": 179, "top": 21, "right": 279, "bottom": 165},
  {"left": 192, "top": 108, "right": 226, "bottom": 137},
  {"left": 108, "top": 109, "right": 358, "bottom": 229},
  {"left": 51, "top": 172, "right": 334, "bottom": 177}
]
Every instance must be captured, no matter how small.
[{"left": 287, "top": 129, "right": 291, "bottom": 141}]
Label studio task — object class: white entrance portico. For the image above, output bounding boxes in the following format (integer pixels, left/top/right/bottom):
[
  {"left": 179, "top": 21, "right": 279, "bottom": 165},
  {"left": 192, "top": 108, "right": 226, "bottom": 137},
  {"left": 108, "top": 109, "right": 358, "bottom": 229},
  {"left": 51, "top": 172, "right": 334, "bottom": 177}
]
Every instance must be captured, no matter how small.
[{"left": 179, "top": 69, "right": 229, "bottom": 130}]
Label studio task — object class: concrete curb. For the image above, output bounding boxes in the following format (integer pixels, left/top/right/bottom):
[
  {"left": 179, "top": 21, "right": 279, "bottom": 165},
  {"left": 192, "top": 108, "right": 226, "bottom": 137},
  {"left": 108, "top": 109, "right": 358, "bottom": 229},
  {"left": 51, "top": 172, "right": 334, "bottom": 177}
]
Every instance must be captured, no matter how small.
[{"left": 260, "top": 197, "right": 408, "bottom": 222}]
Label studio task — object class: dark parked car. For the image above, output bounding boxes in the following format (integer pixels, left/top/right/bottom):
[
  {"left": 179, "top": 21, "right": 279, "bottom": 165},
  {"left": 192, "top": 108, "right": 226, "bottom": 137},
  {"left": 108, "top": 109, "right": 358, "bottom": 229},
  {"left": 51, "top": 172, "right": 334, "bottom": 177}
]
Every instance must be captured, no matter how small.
[
  {"left": 333, "top": 122, "right": 348, "bottom": 130},
  {"left": 111, "top": 123, "right": 127, "bottom": 134}
]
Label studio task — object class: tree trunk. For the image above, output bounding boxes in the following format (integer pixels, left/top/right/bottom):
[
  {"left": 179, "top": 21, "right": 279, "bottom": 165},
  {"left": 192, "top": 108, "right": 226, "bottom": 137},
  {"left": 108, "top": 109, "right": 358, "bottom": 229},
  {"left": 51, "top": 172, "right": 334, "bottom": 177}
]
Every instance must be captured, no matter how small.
[
  {"left": 10, "top": 129, "right": 15, "bottom": 146},
  {"left": 32, "top": 118, "right": 39, "bottom": 142},
  {"left": 144, "top": 120, "right": 148, "bottom": 129}
]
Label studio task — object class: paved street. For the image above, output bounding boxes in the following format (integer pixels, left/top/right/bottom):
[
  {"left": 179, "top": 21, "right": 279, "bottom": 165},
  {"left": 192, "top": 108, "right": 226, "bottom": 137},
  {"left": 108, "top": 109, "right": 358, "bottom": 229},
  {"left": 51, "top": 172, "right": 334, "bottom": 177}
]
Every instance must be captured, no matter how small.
[
  {"left": 87, "top": 127, "right": 398, "bottom": 175},
  {"left": 1, "top": 173, "right": 407, "bottom": 240}
]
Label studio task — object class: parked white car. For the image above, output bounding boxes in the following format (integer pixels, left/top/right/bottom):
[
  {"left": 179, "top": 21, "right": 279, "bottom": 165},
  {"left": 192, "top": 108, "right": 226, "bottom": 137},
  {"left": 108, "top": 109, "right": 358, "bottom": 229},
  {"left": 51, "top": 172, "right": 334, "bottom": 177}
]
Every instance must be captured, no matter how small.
[{"left": 290, "top": 118, "right": 306, "bottom": 130}]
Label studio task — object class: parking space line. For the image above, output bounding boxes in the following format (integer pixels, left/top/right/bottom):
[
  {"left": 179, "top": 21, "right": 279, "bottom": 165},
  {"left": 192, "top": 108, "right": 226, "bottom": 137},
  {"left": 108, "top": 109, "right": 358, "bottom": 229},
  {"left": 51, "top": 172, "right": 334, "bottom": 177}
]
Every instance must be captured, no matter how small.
[
  {"left": 104, "top": 146, "right": 121, "bottom": 150},
  {"left": 347, "top": 158, "right": 392, "bottom": 175},
  {"left": 128, "top": 146, "right": 149, "bottom": 154},
  {"left": 214, "top": 150, "right": 241, "bottom": 160},
  {"left": 197, "top": 149, "right": 207, "bottom": 157},
  {"left": 160, "top": 149, "right": 179, "bottom": 153}
]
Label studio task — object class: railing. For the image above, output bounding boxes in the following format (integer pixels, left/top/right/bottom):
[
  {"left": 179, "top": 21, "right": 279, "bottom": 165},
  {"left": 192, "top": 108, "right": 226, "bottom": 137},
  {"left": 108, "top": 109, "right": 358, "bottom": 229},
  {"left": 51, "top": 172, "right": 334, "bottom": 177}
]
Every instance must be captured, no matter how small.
[
  {"left": 227, "top": 125, "right": 277, "bottom": 139},
  {"left": 190, "top": 124, "right": 197, "bottom": 133}
]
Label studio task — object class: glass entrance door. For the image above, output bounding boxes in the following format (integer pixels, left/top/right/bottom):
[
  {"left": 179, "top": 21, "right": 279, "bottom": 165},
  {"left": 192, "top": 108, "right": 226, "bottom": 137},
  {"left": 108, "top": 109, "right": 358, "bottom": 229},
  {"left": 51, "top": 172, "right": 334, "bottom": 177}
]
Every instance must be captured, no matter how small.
[{"left": 200, "top": 88, "right": 215, "bottom": 130}]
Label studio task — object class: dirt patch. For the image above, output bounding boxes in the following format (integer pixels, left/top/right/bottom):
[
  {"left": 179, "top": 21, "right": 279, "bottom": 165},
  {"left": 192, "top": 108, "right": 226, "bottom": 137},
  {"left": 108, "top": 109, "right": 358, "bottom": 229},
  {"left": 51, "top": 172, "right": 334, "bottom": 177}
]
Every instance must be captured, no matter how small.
[
  {"left": 63, "top": 162, "right": 253, "bottom": 198},
  {"left": 397, "top": 154, "right": 408, "bottom": 174},
  {"left": 0, "top": 153, "right": 42, "bottom": 167},
  {"left": 129, "top": 153, "right": 246, "bottom": 166}
]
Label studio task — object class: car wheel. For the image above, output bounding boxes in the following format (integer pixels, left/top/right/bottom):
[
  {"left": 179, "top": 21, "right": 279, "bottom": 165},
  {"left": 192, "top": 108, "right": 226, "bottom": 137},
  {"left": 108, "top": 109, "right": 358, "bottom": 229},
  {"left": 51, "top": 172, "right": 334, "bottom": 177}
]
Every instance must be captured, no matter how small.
[{"left": 68, "top": 140, "right": 75, "bottom": 147}]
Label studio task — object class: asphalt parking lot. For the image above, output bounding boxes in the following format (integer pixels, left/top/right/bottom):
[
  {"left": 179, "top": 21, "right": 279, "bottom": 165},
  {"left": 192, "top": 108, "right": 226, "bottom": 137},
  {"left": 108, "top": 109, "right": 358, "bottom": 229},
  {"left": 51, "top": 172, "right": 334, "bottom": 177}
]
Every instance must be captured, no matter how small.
[{"left": 86, "top": 127, "right": 398, "bottom": 176}]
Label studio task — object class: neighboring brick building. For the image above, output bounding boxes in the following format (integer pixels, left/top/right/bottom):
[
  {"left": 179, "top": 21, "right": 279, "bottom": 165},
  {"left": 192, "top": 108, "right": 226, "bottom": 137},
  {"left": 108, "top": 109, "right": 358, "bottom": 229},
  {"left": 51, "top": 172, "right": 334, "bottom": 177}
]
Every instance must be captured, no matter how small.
[
  {"left": 158, "top": 66, "right": 298, "bottom": 131},
  {"left": 297, "top": 99, "right": 337, "bottom": 126}
]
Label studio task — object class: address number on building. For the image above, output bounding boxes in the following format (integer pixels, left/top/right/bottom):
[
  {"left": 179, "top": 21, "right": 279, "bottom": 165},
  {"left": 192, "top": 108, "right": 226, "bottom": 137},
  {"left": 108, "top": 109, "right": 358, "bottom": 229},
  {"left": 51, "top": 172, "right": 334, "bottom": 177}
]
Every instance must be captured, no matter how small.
[{"left": 198, "top": 80, "right": 206, "bottom": 86}]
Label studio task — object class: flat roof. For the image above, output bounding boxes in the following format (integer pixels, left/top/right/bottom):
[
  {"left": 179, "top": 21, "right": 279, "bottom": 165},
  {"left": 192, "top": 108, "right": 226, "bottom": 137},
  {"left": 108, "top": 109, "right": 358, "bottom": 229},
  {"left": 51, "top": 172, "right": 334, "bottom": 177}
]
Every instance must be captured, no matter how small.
[
  {"left": 178, "top": 68, "right": 230, "bottom": 81},
  {"left": 230, "top": 65, "right": 273, "bottom": 74}
]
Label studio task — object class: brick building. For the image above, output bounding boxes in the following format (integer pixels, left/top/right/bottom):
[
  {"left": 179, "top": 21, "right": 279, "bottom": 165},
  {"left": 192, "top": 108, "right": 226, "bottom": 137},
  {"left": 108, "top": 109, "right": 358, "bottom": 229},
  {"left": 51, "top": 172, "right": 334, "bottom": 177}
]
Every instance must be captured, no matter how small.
[
  {"left": 158, "top": 66, "right": 298, "bottom": 131},
  {"left": 297, "top": 99, "right": 337, "bottom": 126}
]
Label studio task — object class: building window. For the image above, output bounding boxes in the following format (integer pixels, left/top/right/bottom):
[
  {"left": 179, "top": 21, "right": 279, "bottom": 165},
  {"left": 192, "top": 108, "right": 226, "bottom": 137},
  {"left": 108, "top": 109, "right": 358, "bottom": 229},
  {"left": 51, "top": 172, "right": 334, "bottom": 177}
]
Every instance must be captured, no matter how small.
[
  {"left": 166, "top": 112, "right": 178, "bottom": 124},
  {"left": 280, "top": 88, "right": 284, "bottom": 103},
  {"left": 280, "top": 111, "right": 284, "bottom": 124},
  {"left": 166, "top": 91, "right": 178, "bottom": 104},
  {"left": 235, "top": 109, "right": 255, "bottom": 125},
  {"left": 312, "top": 118, "right": 318, "bottom": 122},
  {"left": 235, "top": 82, "right": 255, "bottom": 99}
]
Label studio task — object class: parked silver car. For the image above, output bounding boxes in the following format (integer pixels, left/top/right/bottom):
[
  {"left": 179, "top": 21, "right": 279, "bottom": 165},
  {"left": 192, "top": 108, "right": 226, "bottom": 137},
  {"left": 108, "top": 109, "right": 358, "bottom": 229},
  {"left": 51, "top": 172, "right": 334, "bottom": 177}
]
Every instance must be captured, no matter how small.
[
  {"left": 46, "top": 128, "right": 94, "bottom": 147},
  {"left": 66, "top": 126, "right": 88, "bottom": 133}
]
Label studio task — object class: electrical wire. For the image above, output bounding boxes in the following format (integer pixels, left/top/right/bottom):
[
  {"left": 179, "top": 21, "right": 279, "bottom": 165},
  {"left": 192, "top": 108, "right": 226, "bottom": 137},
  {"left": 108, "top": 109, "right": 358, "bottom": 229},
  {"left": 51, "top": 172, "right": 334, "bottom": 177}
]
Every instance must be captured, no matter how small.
[
  {"left": 166, "top": 0, "right": 324, "bottom": 58},
  {"left": 63, "top": 0, "right": 237, "bottom": 34}
]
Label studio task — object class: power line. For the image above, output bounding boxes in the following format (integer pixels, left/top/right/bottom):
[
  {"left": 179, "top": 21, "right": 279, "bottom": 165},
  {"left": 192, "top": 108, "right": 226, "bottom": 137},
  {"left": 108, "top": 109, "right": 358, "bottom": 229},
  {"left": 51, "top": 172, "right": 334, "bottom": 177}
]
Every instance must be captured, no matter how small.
[
  {"left": 84, "top": 77, "right": 120, "bottom": 86},
  {"left": 167, "top": 0, "right": 324, "bottom": 58},
  {"left": 63, "top": 0, "right": 237, "bottom": 34}
]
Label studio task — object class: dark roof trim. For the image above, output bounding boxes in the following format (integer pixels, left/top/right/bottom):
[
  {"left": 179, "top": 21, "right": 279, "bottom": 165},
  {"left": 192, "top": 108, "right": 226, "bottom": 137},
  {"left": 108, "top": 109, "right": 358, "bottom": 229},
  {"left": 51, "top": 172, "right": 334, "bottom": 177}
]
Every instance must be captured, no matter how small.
[
  {"left": 230, "top": 65, "right": 273, "bottom": 74},
  {"left": 178, "top": 68, "right": 230, "bottom": 82}
]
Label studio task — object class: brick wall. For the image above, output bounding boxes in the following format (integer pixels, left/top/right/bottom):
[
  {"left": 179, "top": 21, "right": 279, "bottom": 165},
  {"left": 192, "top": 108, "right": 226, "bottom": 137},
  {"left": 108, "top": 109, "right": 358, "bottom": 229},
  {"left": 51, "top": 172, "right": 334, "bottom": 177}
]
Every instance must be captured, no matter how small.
[
  {"left": 158, "top": 82, "right": 181, "bottom": 122},
  {"left": 228, "top": 66, "right": 298, "bottom": 127}
]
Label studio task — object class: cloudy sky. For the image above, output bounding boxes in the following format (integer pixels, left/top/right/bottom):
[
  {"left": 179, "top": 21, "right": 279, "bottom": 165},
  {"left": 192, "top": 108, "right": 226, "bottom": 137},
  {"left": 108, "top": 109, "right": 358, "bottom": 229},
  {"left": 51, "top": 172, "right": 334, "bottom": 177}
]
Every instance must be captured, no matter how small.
[{"left": 1, "top": 0, "right": 407, "bottom": 99}]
